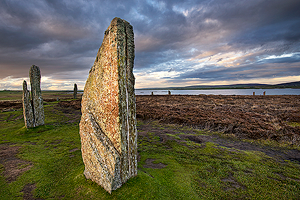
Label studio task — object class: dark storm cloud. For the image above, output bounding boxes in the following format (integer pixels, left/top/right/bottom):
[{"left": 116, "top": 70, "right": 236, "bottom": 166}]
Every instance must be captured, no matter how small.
[
  {"left": 0, "top": 0, "right": 300, "bottom": 88},
  {"left": 134, "top": 0, "right": 300, "bottom": 73},
  {"left": 0, "top": 0, "right": 100, "bottom": 78}
]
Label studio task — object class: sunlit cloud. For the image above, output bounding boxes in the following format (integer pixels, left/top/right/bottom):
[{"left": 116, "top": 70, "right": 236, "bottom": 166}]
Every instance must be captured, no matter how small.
[
  {"left": 0, "top": 0, "right": 299, "bottom": 90},
  {"left": 0, "top": 74, "right": 86, "bottom": 91},
  {"left": 0, "top": 76, "right": 29, "bottom": 90}
]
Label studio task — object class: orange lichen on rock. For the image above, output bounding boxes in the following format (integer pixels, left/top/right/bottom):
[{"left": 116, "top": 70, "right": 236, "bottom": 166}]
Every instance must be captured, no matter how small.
[{"left": 79, "top": 17, "right": 137, "bottom": 193}]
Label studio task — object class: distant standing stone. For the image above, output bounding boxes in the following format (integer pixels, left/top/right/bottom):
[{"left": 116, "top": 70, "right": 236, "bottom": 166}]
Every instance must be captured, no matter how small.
[
  {"left": 73, "top": 83, "right": 78, "bottom": 99},
  {"left": 79, "top": 17, "right": 137, "bottom": 193},
  {"left": 22, "top": 80, "right": 34, "bottom": 128},
  {"left": 29, "top": 65, "right": 44, "bottom": 127},
  {"left": 22, "top": 65, "right": 45, "bottom": 128}
]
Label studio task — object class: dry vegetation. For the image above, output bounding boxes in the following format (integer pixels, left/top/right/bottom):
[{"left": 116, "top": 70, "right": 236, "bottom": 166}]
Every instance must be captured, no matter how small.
[
  {"left": 1, "top": 94, "right": 299, "bottom": 145},
  {"left": 136, "top": 95, "right": 300, "bottom": 145}
]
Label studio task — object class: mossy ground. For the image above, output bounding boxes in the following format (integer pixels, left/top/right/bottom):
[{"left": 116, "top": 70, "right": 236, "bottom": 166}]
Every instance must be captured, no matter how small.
[
  {"left": 0, "top": 100, "right": 299, "bottom": 199},
  {"left": 0, "top": 90, "right": 81, "bottom": 101}
]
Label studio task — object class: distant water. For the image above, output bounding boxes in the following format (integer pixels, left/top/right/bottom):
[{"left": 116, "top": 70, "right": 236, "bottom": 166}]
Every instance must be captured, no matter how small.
[{"left": 135, "top": 88, "right": 300, "bottom": 95}]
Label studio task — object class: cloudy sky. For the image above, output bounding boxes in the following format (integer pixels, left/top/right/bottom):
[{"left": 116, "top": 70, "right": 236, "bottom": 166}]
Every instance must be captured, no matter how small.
[{"left": 0, "top": 0, "right": 300, "bottom": 90}]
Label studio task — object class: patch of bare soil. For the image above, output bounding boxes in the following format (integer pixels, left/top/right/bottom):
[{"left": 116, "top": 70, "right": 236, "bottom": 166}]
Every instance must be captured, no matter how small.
[
  {"left": 0, "top": 100, "right": 22, "bottom": 112},
  {"left": 21, "top": 183, "right": 44, "bottom": 200},
  {"left": 57, "top": 99, "right": 81, "bottom": 110},
  {"left": 137, "top": 121, "right": 300, "bottom": 164},
  {"left": 0, "top": 144, "right": 32, "bottom": 183},
  {"left": 56, "top": 100, "right": 81, "bottom": 124},
  {"left": 143, "top": 158, "right": 167, "bottom": 169},
  {"left": 136, "top": 95, "right": 300, "bottom": 145},
  {"left": 221, "top": 172, "right": 246, "bottom": 191},
  {"left": 0, "top": 144, "right": 43, "bottom": 199},
  {"left": 0, "top": 144, "right": 33, "bottom": 183}
]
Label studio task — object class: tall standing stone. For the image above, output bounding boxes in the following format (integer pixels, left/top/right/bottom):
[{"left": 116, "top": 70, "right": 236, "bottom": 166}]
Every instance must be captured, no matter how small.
[
  {"left": 79, "top": 17, "right": 137, "bottom": 193},
  {"left": 22, "top": 80, "right": 34, "bottom": 128},
  {"left": 73, "top": 83, "right": 78, "bottom": 99},
  {"left": 29, "top": 65, "right": 45, "bottom": 127}
]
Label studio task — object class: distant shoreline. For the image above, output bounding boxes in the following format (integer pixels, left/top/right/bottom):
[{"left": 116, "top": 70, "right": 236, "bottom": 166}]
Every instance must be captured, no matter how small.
[
  {"left": 136, "top": 86, "right": 300, "bottom": 90},
  {"left": 136, "top": 80, "right": 300, "bottom": 90}
]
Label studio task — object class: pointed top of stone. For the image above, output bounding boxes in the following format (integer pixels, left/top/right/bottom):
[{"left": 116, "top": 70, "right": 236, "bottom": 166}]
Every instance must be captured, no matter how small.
[
  {"left": 23, "top": 80, "right": 27, "bottom": 90},
  {"left": 104, "top": 17, "right": 133, "bottom": 37},
  {"left": 29, "top": 65, "right": 41, "bottom": 94},
  {"left": 109, "top": 17, "right": 126, "bottom": 26},
  {"left": 29, "top": 65, "right": 41, "bottom": 78},
  {"left": 73, "top": 83, "right": 78, "bottom": 99}
]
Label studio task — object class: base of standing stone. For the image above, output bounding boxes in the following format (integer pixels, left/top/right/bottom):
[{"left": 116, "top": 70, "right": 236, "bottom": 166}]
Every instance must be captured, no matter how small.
[{"left": 80, "top": 113, "right": 123, "bottom": 193}]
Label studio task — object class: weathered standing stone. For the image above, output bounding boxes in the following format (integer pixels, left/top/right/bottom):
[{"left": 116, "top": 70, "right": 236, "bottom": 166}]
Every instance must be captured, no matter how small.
[
  {"left": 79, "top": 17, "right": 137, "bottom": 193},
  {"left": 29, "top": 65, "right": 45, "bottom": 127},
  {"left": 22, "top": 80, "right": 34, "bottom": 128},
  {"left": 73, "top": 83, "right": 78, "bottom": 99}
]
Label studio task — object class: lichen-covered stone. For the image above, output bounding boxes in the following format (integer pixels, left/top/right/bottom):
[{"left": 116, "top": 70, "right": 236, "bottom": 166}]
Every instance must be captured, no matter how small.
[
  {"left": 73, "top": 83, "right": 78, "bottom": 99},
  {"left": 79, "top": 17, "right": 137, "bottom": 193},
  {"left": 29, "top": 65, "right": 45, "bottom": 127},
  {"left": 22, "top": 80, "right": 34, "bottom": 128}
]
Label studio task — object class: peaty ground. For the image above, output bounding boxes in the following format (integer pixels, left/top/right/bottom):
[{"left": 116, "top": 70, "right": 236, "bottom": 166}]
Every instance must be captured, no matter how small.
[
  {"left": 136, "top": 95, "right": 300, "bottom": 145},
  {"left": 0, "top": 95, "right": 299, "bottom": 199}
]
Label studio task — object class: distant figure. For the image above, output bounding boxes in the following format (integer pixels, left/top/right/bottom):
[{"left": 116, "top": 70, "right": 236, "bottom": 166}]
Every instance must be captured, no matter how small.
[
  {"left": 263, "top": 91, "right": 266, "bottom": 96},
  {"left": 253, "top": 92, "right": 255, "bottom": 96},
  {"left": 73, "top": 83, "right": 78, "bottom": 99},
  {"left": 168, "top": 90, "right": 171, "bottom": 95}
]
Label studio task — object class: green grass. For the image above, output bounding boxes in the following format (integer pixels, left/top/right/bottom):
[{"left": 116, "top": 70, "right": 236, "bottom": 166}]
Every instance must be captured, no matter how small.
[
  {"left": 0, "top": 90, "right": 79, "bottom": 101},
  {"left": 0, "top": 102, "right": 299, "bottom": 199},
  {"left": 0, "top": 90, "right": 22, "bottom": 100},
  {"left": 288, "top": 122, "right": 300, "bottom": 127}
]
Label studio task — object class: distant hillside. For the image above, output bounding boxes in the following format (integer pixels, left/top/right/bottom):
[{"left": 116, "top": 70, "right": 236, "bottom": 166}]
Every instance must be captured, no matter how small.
[
  {"left": 275, "top": 81, "right": 300, "bottom": 87},
  {"left": 185, "top": 83, "right": 269, "bottom": 89},
  {"left": 139, "top": 81, "right": 300, "bottom": 90}
]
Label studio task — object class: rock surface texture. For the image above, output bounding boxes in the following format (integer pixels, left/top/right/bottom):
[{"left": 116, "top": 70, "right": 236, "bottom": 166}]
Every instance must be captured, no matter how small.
[
  {"left": 22, "top": 65, "right": 44, "bottom": 128},
  {"left": 73, "top": 83, "right": 78, "bottom": 99},
  {"left": 79, "top": 17, "right": 137, "bottom": 193},
  {"left": 29, "top": 65, "right": 45, "bottom": 127},
  {"left": 22, "top": 80, "right": 34, "bottom": 128}
]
